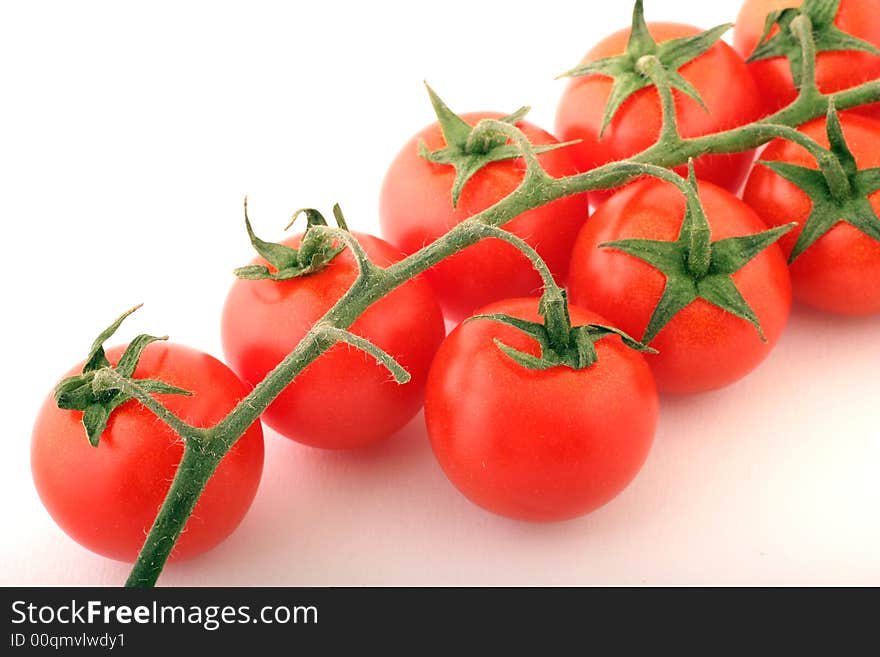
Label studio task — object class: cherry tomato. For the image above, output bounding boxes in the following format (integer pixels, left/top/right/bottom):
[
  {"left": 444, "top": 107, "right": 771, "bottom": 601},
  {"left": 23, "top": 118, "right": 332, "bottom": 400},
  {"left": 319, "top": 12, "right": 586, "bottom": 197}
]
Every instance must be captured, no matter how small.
[
  {"left": 379, "top": 112, "right": 589, "bottom": 323},
  {"left": 734, "top": 0, "right": 880, "bottom": 118},
  {"left": 425, "top": 298, "right": 658, "bottom": 522},
  {"left": 31, "top": 342, "right": 264, "bottom": 562},
  {"left": 222, "top": 232, "right": 445, "bottom": 449},
  {"left": 555, "top": 23, "right": 763, "bottom": 204},
  {"left": 742, "top": 113, "right": 880, "bottom": 314},
  {"left": 568, "top": 179, "right": 792, "bottom": 394}
]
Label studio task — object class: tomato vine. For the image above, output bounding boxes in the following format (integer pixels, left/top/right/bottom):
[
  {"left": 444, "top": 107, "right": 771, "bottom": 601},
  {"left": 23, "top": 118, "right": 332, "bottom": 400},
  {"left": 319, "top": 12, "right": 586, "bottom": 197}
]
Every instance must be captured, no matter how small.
[{"left": 40, "top": 5, "right": 880, "bottom": 586}]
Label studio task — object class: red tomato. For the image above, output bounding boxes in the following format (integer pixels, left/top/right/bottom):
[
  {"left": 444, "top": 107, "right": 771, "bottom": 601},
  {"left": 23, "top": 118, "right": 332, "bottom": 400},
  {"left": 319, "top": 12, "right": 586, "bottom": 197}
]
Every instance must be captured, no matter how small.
[
  {"left": 31, "top": 342, "right": 264, "bottom": 562},
  {"left": 555, "top": 23, "right": 763, "bottom": 204},
  {"left": 222, "top": 232, "right": 445, "bottom": 449},
  {"left": 742, "top": 113, "right": 880, "bottom": 314},
  {"left": 568, "top": 179, "right": 792, "bottom": 394},
  {"left": 734, "top": 0, "right": 880, "bottom": 118},
  {"left": 379, "top": 112, "right": 589, "bottom": 323},
  {"left": 425, "top": 298, "right": 658, "bottom": 522}
]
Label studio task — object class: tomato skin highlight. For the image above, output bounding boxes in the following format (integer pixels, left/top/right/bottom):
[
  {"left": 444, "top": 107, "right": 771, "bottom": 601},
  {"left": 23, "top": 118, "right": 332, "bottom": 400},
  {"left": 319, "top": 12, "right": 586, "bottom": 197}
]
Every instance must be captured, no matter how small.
[
  {"left": 31, "top": 342, "right": 264, "bottom": 563},
  {"left": 379, "top": 112, "right": 589, "bottom": 323},
  {"left": 568, "top": 179, "right": 791, "bottom": 395},
  {"left": 734, "top": 0, "right": 880, "bottom": 119},
  {"left": 425, "top": 298, "right": 658, "bottom": 522},
  {"left": 222, "top": 232, "right": 445, "bottom": 449},
  {"left": 555, "top": 23, "right": 763, "bottom": 205},
  {"left": 743, "top": 113, "right": 880, "bottom": 315}
]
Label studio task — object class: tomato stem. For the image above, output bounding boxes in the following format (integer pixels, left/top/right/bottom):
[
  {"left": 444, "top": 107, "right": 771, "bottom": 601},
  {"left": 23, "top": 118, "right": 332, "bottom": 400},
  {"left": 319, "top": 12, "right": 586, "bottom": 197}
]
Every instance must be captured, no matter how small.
[
  {"left": 635, "top": 55, "right": 682, "bottom": 147},
  {"left": 96, "top": 369, "right": 204, "bottom": 444},
  {"left": 818, "top": 153, "right": 853, "bottom": 202},
  {"left": 789, "top": 14, "right": 822, "bottom": 101},
  {"left": 418, "top": 85, "right": 566, "bottom": 207},
  {"left": 472, "top": 223, "right": 572, "bottom": 350},
  {"left": 233, "top": 200, "right": 359, "bottom": 281},
  {"left": 683, "top": 162, "right": 712, "bottom": 279},
  {"left": 126, "top": 444, "right": 221, "bottom": 587},
  {"left": 318, "top": 327, "right": 412, "bottom": 384}
]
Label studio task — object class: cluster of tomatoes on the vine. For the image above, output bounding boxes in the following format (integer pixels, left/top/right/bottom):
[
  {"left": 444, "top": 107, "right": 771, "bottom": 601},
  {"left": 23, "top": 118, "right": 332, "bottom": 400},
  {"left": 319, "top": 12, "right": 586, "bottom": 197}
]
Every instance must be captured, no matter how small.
[{"left": 31, "top": 0, "right": 880, "bottom": 565}]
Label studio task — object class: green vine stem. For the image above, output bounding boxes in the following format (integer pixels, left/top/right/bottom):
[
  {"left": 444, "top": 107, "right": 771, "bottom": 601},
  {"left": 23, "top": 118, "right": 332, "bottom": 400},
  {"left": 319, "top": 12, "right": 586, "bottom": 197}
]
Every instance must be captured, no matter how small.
[
  {"left": 126, "top": 444, "right": 223, "bottom": 587},
  {"left": 108, "top": 10, "right": 880, "bottom": 586}
]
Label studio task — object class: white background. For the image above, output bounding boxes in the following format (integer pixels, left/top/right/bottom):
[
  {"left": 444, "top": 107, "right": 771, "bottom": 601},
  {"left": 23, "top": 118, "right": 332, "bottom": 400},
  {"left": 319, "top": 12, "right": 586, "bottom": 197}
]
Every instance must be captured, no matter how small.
[{"left": 2, "top": 0, "right": 878, "bottom": 586}]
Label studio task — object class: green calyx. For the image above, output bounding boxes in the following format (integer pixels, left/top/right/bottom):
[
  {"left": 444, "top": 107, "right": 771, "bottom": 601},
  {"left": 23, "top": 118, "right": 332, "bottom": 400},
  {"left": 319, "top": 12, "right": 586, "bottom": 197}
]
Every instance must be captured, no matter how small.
[
  {"left": 758, "top": 104, "right": 880, "bottom": 263},
  {"left": 601, "top": 163, "right": 795, "bottom": 344},
  {"left": 54, "top": 305, "right": 191, "bottom": 447},
  {"left": 233, "top": 198, "right": 351, "bottom": 281},
  {"left": 468, "top": 290, "right": 654, "bottom": 371},
  {"left": 418, "top": 83, "right": 575, "bottom": 208},
  {"left": 748, "top": 0, "right": 880, "bottom": 87},
  {"left": 560, "top": 0, "right": 731, "bottom": 137}
]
